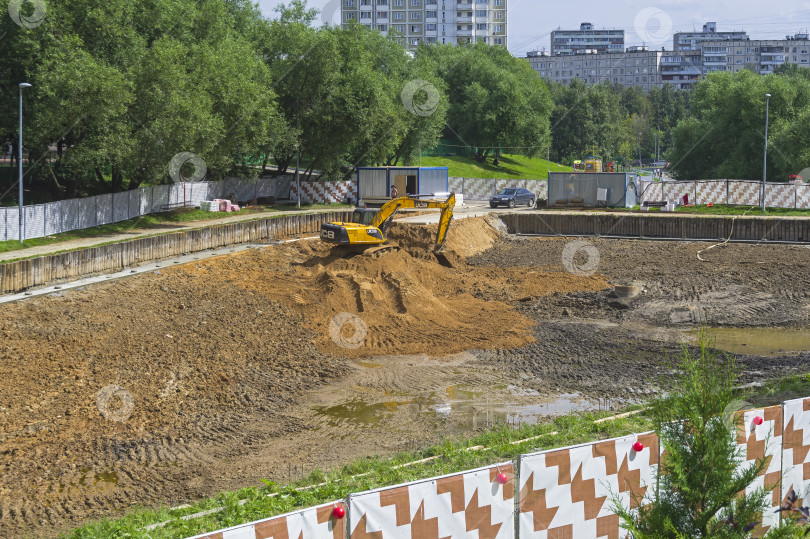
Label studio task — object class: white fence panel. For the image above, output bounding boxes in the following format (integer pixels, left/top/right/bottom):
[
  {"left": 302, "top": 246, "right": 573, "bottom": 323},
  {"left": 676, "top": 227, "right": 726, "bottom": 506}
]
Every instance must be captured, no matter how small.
[
  {"left": 349, "top": 462, "right": 515, "bottom": 539},
  {"left": 95, "top": 194, "right": 113, "bottom": 226},
  {"left": 518, "top": 433, "right": 658, "bottom": 539},
  {"left": 44, "top": 202, "right": 61, "bottom": 237},
  {"left": 112, "top": 192, "right": 130, "bottom": 223}
]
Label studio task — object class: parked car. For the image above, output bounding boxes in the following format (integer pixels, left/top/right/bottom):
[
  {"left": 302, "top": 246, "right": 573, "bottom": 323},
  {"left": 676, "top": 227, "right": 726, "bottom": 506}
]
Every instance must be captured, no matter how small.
[{"left": 489, "top": 188, "right": 535, "bottom": 208}]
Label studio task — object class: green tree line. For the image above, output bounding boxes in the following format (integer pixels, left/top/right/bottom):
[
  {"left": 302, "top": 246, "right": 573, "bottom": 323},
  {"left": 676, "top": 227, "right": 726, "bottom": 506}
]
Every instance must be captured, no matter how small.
[
  {"left": 2, "top": 0, "right": 808, "bottom": 204},
  {"left": 0, "top": 0, "right": 549, "bottom": 202}
]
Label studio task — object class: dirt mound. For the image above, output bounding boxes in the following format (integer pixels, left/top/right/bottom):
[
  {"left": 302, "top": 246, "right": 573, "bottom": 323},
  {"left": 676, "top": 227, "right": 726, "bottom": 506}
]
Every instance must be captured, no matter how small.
[
  {"left": 386, "top": 216, "right": 499, "bottom": 259},
  {"left": 194, "top": 218, "right": 610, "bottom": 358}
]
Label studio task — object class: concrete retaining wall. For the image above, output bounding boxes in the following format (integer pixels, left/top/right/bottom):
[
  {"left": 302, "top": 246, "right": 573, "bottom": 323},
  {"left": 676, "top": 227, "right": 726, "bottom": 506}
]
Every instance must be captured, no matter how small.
[
  {"left": 0, "top": 211, "right": 351, "bottom": 295},
  {"left": 500, "top": 212, "right": 810, "bottom": 243}
]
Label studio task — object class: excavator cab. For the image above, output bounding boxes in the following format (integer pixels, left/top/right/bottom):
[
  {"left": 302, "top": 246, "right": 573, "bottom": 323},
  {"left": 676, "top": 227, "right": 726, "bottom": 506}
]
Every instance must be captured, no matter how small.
[{"left": 351, "top": 208, "right": 377, "bottom": 226}]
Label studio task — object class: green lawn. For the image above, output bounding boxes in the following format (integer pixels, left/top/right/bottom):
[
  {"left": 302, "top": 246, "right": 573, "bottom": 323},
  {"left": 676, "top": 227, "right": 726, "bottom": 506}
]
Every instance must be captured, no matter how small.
[
  {"left": 0, "top": 203, "right": 351, "bottom": 257},
  {"left": 672, "top": 204, "right": 810, "bottom": 217},
  {"left": 420, "top": 154, "right": 573, "bottom": 180}
]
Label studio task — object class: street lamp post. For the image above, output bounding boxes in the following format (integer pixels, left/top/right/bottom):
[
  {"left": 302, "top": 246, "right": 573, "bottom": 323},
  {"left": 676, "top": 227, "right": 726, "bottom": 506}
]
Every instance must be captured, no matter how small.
[
  {"left": 762, "top": 93, "right": 771, "bottom": 213},
  {"left": 637, "top": 132, "right": 642, "bottom": 170},
  {"left": 18, "top": 82, "right": 31, "bottom": 244}
]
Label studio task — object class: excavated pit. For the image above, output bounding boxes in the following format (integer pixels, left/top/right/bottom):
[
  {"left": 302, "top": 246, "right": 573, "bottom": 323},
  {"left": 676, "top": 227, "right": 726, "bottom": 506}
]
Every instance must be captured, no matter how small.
[{"left": 1, "top": 216, "right": 809, "bottom": 537}]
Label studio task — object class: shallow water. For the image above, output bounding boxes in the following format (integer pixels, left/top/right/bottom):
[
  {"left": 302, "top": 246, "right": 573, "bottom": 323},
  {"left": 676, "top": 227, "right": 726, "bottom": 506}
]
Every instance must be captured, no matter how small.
[{"left": 690, "top": 327, "right": 810, "bottom": 357}]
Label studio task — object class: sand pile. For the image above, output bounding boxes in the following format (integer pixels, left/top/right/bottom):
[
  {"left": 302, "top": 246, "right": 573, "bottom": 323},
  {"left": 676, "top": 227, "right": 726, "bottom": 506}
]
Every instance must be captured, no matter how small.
[
  {"left": 386, "top": 215, "right": 500, "bottom": 259},
  {"left": 190, "top": 217, "right": 609, "bottom": 358}
]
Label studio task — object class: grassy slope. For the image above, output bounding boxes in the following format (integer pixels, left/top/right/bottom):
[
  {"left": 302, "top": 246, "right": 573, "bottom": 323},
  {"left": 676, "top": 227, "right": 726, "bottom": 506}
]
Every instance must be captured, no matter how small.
[
  {"left": 63, "top": 371, "right": 810, "bottom": 538},
  {"left": 0, "top": 203, "right": 351, "bottom": 257},
  {"left": 420, "top": 154, "right": 573, "bottom": 180}
]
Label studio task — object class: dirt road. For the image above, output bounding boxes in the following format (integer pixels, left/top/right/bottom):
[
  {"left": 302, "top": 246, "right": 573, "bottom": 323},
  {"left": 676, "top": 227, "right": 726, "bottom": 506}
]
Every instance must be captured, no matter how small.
[{"left": 1, "top": 218, "right": 808, "bottom": 537}]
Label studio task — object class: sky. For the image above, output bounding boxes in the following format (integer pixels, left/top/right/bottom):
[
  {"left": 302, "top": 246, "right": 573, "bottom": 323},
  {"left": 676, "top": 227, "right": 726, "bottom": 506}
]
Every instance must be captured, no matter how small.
[{"left": 257, "top": 0, "right": 810, "bottom": 57}]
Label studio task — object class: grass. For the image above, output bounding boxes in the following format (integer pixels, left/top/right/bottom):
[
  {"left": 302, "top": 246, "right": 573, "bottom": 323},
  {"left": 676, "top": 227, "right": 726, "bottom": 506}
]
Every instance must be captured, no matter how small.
[
  {"left": 419, "top": 153, "right": 573, "bottom": 180},
  {"left": 64, "top": 408, "right": 652, "bottom": 538},
  {"left": 541, "top": 204, "right": 810, "bottom": 217},
  {"left": 0, "top": 203, "right": 351, "bottom": 257},
  {"left": 673, "top": 204, "right": 810, "bottom": 217}
]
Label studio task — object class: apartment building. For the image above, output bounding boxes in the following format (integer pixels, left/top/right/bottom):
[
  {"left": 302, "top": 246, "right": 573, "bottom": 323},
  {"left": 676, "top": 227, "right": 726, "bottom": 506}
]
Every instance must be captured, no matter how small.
[
  {"left": 528, "top": 47, "right": 663, "bottom": 92},
  {"left": 673, "top": 22, "right": 748, "bottom": 51},
  {"left": 716, "top": 36, "right": 810, "bottom": 74},
  {"left": 341, "top": 0, "right": 507, "bottom": 49},
  {"left": 528, "top": 34, "right": 810, "bottom": 92},
  {"left": 550, "top": 22, "right": 624, "bottom": 55}
]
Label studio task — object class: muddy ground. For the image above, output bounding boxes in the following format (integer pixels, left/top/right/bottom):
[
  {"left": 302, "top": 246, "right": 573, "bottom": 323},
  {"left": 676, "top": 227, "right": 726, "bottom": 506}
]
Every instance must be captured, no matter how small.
[{"left": 1, "top": 219, "right": 809, "bottom": 537}]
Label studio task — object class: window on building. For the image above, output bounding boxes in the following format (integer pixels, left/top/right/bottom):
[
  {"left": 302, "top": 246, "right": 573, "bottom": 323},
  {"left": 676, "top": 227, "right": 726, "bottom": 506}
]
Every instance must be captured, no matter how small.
[
  {"left": 494, "top": 24, "right": 502, "bottom": 33},
  {"left": 410, "top": 11, "right": 420, "bottom": 19},
  {"left": 360, "top": 11, "right": 371, "bottom": 18},
  {"left": 410, "top": 0, "right": 420, "bottom": 6},
  {"left": 477, "top": 23, "right": 487, "bottom": 30},
  {"left": 378, "top": 24, "right": 388, "bottom": 31},
  {"left": 394, "top": 11, "right": 403, "bottom": 19},
  {"left": 426, "top": 23, "right": 436, "bottom": 30},
  {"left": 345, "top": 0, "right": 355, "bottom": 5},
  {"left": 345, "top": 11, "right": 356, "bottom": 19}
]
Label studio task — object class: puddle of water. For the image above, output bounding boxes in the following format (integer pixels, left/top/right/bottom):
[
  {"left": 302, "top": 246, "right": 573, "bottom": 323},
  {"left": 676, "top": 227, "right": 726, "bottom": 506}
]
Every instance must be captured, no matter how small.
[
  {"left": 94, "top": 471, "right": 118, "bottom": 485},
  {"left": 687, "top": 328, "right": 810, "bottom": 357},
  {"left": 313, "top": 398, "right": 427, "bottom": 425},
  {"left": 313, "top": 386, "right": 600, "bottom": 433}
]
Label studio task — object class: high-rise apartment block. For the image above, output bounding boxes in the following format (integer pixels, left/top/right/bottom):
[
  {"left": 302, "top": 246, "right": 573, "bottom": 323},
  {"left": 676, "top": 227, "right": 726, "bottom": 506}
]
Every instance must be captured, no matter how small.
[
  {"left": 550, "top": 22, "right": 624, "bottom": 56},
  {"left": 341, "top": 0, "right": 507, "bottom": 49}
]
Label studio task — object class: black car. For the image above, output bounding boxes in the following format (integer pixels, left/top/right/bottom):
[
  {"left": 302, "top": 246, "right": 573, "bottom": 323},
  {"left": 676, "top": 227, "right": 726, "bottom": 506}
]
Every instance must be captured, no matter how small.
[{"left": 489, "top": 188, "right": 535, "bottom": 208}]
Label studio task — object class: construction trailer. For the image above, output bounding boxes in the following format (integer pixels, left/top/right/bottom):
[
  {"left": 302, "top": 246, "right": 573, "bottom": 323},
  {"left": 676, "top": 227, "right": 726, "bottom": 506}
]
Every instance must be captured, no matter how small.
[
  {"left": 548, "top": 172, "right": 639, "bottom": 208},
  {"left": 356, "top": 167, "right": 449, "bottom": 205}
]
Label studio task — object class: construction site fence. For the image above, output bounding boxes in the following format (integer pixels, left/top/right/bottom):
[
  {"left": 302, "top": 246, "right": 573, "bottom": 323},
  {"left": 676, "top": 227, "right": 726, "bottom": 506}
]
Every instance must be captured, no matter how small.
[
  {"left": 638, "top": 179, "right": 810, "bottom": 209},
  {"left": 0, "top": 176, "right": 296, "bottom": 242},
  {"left": 193, "top": 397, "right": 809, "bottom": 539},
  {"left": 0, "top": 211, "right": 351, "bottom": 294},
  {"left": 449, "top": 178, "right": 549, "bottom": 202},
  {"left": 500, "top": 212, "right": 810, "bottom": 243},
  {"left": 4, "top": 178, "right": 808, "bottom": 242}
]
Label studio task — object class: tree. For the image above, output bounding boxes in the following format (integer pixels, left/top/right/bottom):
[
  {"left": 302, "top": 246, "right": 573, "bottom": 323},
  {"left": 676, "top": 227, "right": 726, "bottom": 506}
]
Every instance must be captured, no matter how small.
[
  {"left": 424, "top": 43, "right": 552, "bottom": 163},
  {"left": 1, "top": 0, "right": 285, "bottom": 199},
  {"left": 547, "top": 80, "right": 627, "bottom": 165},
  {"left": 615, "top": 332, "right": 804, "bottom": 538},
  {"left": 666, "top": 70, "right": 809, "bottom": 181}
]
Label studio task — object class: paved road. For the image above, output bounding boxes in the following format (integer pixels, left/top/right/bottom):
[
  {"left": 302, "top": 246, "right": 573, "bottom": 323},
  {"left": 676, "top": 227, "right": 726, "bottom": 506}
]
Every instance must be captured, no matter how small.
[{"left": 398, "top": 200, "right": 537, "bottom": 224}]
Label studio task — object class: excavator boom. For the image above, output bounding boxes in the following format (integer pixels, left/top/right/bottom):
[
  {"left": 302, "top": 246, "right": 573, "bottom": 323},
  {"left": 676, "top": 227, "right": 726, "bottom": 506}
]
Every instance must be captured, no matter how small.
[{"left": 320, "top": 193, "right": 455, "bottom": 252}]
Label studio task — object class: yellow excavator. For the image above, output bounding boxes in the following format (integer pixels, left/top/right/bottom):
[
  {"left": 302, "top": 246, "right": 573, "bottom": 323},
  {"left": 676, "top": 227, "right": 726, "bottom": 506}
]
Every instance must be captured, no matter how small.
[{"left": 320, "top": 193, "right": 455, "bottom": 257}]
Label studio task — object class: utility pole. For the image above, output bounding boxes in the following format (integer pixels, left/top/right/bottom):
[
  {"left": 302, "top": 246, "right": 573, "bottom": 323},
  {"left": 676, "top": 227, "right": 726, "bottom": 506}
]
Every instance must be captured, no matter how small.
[
  {"left": 18, "top": 83, "right": 31, "bottom": 244},
  {"left": 762, "top": 93, "right": 771, "bottom": 213},
  {"left": 296, "top": 98, "right": 301, "bottom": 209}
]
